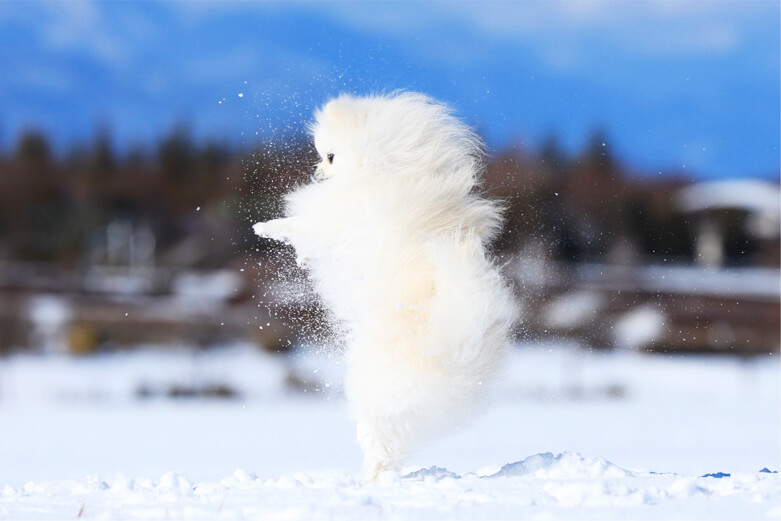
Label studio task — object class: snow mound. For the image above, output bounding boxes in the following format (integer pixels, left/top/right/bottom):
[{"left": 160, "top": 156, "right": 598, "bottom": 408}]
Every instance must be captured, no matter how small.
[
  {"left": 490, "top": 452, "right": 632, "bottom": 479},
  {"left": 404, "top": 466, "right": 461, "bottom": 482}
]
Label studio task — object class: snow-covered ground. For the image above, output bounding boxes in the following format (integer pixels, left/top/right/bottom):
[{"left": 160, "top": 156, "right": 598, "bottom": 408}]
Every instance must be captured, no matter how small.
[{"left": 1, "top": 343, "right": 778, "bottom": 520}]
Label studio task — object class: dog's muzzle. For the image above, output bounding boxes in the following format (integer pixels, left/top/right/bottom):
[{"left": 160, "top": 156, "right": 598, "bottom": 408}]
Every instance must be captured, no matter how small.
[{"left": 312, "top": 167, "right": 328, "bottom": 182}]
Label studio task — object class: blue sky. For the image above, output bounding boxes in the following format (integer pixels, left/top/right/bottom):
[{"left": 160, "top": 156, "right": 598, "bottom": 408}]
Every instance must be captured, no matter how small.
[{"left": 0, "top": 1, "right": 778, "bottom": 179}]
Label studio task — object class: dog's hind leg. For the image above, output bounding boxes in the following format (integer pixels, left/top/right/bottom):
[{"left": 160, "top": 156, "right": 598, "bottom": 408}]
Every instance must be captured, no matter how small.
[{"left": 356, "top": 419, "right": 407, "bottom": 481}]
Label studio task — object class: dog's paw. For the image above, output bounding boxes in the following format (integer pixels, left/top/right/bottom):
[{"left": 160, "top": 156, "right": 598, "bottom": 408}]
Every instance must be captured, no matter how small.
[
  {"left": 364, "top": 458, "right": 396, "bottom": 483},
  {"left": 252, "top": 221, "right": 268, "bottom": 237},
  {"left": 253, "top": 218, "right": 291, "bottom": 241},
  {"left": 375, "top": 469, "right": 401, "bottom": 486}
]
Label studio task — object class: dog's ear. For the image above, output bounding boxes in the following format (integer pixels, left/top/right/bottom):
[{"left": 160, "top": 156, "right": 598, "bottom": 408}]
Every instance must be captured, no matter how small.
[
  {"left": 323, "top": 101, "right": 344, "bottom": 125},
  {"left": 325, "top": 98, "right": 367, "bottom": 129}
]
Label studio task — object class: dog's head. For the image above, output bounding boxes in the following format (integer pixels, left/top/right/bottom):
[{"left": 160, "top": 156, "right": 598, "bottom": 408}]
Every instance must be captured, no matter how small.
[
  {"left": 309, "top": 92, "right": 483, "bottom": 182},
  {"left": 309, "top": 95, "right": 370, "bottom": 181}
]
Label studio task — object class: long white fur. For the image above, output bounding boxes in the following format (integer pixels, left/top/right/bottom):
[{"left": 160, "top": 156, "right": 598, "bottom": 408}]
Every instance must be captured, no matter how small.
[{"left": 253, "top": 92, "right": 516, "bottom": 480}]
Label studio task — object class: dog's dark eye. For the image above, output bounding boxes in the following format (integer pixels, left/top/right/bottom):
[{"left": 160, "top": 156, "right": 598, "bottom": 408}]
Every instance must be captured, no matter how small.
[{"left": 327, "top": 153, "right": 334, "bottom": 164}]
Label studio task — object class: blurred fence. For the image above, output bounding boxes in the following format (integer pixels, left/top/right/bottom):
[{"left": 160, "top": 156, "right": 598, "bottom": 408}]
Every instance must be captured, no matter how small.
[
  {"left": 1, "top": 257, "right": 778, "bottom": 356},
  {"left": 511, "top": 257, "right": 780, "bottom": 355}
]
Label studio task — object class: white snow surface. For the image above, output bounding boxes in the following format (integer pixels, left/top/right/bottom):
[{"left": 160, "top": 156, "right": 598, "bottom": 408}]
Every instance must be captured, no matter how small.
[{"left": 1, "top": 343, "right": 778, "bottom": 520}]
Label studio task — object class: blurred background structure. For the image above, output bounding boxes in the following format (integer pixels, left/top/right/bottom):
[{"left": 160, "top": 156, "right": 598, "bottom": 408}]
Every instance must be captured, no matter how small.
[{"left": 0, "top": 1, "right": 778, "bottom": 382}]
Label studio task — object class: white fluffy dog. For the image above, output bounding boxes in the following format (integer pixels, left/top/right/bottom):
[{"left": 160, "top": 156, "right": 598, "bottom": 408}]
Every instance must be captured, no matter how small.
[{"left": 254, "top": 92, "right": 515, "bottom": 479}]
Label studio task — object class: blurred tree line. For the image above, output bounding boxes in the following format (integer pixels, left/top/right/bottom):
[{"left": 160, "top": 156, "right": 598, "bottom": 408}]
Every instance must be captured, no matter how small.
[
  {"left": 0, "top": 128, "right": 313, "bottom": 269},
  {"left": 486, "top": 131, "right": 696, "bottom": 263},
  {"left": 0, "top": 126, "right": 743, "bottom": 269}
]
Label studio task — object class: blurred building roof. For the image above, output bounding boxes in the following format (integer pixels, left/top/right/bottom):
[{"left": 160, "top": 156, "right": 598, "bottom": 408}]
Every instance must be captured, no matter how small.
[{"left": 676, "top": 180, "right": 780, "bottom": 215}]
